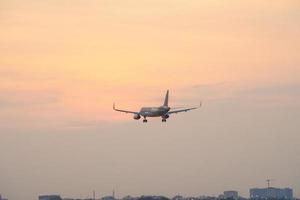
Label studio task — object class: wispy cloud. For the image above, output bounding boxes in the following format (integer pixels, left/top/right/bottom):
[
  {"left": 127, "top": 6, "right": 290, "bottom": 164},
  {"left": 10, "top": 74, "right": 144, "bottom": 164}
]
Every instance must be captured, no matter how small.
[
  {"left": 0, "top": 68, "right": 57, "bottom": 82},
  {"left": 0, "top": 88, "right": 61, "bottom": 107},
  {"left": 236, "top": 82, "right": 300, "bottom": 97},
  {"left": 184, "top": 81, "right": 300, "bottom": 107}
]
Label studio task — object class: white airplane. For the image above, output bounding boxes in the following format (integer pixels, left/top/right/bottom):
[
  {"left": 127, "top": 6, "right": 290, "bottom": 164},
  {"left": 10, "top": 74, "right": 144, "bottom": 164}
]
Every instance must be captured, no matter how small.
[{"left": 113, "top": 90, "right": 201, "bottom": 122}]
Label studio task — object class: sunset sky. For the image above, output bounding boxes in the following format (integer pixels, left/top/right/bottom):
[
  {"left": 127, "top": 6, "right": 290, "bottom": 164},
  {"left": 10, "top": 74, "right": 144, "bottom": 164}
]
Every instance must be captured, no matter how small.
[{"left": 0, "top": 1, "right": 300, "bottom": 200}]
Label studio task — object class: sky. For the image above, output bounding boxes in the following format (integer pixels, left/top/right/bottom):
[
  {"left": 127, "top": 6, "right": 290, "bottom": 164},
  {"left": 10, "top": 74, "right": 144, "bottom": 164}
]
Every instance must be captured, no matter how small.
[{"left": 0, "top": 0, "right": 300, "bottom": 199}]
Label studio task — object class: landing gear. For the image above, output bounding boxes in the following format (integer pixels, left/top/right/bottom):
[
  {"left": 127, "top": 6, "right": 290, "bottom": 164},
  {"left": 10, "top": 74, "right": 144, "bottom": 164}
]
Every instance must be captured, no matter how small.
[
  {"left": 162, "top": 119, "right": 167, "bottom": 122},
  {"left": 143, "top": 118, "right": 148, "bottom": 123}
]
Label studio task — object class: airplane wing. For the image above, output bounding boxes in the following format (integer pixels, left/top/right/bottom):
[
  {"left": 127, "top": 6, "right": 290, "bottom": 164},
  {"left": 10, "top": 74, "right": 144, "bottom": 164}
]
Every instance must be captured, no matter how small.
[
  {"left": 113, "top": 103, "right": 140, "bottom": 114},
  {"left": 168, "top": 102, "right": 202, "bottom": 114}
]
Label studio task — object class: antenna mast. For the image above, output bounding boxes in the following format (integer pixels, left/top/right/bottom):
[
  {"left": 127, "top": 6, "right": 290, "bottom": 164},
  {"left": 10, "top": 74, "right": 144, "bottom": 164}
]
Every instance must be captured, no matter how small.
[{"left": 266, "top": 179, "right": 274, "bottom": 188}]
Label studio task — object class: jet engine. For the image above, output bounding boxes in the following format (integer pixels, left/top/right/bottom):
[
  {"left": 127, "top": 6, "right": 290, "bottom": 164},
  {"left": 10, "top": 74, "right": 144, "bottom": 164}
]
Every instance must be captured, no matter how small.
[
  {"left": 133, "top": 114, "right": 141, "bottom": 120},
  {"left": 162, "top": 114, "right": 169, "bottom": 119}
]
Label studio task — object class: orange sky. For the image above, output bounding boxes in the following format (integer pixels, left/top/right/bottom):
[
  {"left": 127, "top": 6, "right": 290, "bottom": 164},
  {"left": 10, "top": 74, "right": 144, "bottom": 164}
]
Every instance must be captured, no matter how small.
[{"left": 1, "top": 0, "right": 299, "bottom": 125}]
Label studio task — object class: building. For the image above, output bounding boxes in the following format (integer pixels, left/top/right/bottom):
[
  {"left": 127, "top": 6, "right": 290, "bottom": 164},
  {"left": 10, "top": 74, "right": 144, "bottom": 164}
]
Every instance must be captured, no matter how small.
[
  {"left": 123, "top": 195, "right": 138, "bottom": 200},
  {"left": 250, "top": 187, "right": 293, "bottom": 199},
  {"left": 172, "top": 195, "right": 184, "bottom": 200},
  {"left": 223, "top": 191, "right": 238, "bottom": 200},
  {"left": 62, "top": 198, "right": 95, "bottom": 200},
  {"left": 138, "top": 196, "right": 170, "bottom": 200},
  {"left": 0, "top": 194, "right": 8, "bottom": 200},
  {"left": 101, "top": 196, "right": 115, "bottom": 200},
  {"left": 39, "top": 195, "right": 62, "bottom": 200}
]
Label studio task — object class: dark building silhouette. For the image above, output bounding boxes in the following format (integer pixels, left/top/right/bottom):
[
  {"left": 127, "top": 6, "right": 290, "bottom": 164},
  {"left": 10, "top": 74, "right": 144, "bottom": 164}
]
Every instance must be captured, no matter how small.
[
  {"left": 0, "top": 194, "right": 7, "bottom": 200},
  {"left": 250, "top": 187, "right": 293, "bottom": 199},
  {"left": 138, "top": 196, "right": 170, "bottom": 200},
  {"left": 39, "top": 195, "right": 62, "bottom": 200},
  {"left": 223, "top": 191, "right": 238, "bottom": 200}
]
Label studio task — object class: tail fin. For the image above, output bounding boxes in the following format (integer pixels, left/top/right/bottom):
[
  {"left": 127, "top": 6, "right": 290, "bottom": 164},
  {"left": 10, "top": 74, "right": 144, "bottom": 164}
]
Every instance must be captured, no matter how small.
[{"left": 163, "top": 90, "right": 169, "bottom": 107}]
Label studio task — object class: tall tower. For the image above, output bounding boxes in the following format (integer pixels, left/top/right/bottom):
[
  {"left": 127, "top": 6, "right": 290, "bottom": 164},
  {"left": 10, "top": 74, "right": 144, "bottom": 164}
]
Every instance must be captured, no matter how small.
[
  {"left": 266, "top": 179, "right": 274, "bottom": 188},
  {"left": 266, "top": 179, "right": 271, "bottom": 188}
]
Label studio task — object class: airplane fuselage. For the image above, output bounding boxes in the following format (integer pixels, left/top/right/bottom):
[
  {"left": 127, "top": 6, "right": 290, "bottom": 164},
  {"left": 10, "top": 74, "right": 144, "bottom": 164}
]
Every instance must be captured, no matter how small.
[{"left": 139, "top": 106, "right": 170, "bottom": 117}]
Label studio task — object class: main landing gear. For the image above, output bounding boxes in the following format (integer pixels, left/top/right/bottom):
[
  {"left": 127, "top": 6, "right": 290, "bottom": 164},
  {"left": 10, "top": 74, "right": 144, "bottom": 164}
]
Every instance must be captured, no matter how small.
[{"left": 142, "top": 118, "right": 167, "bottom": 123}]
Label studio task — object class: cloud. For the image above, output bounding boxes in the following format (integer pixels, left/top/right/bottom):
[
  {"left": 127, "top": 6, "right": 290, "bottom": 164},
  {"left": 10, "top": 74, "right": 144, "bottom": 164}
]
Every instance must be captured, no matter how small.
[
  {"left": 65, "top": 119, "right": 101, "bottom": 128},
  {"left": 237, "top": 83, "right": 300, "bottom": 97},
  {"left": 192, "top": 82, "right": 236, "bottom": 98},
  {"left": 0, "top": 88, "right": 61, "bottom": 107},
  {"left": 187, "top": 81, "right": 300, "bottom": 107},
  {"left": 0, "top": 68, "right": 57, "bottom": 82},
  {"left": 235, "top": 82, "right": 300, "bottom": 107}
]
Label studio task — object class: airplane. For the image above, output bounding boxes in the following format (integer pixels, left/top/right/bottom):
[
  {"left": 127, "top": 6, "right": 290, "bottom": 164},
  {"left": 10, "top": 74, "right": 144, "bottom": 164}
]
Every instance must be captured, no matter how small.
[{"left": 113, "top": 90, "right": 201, "bottom": 123}]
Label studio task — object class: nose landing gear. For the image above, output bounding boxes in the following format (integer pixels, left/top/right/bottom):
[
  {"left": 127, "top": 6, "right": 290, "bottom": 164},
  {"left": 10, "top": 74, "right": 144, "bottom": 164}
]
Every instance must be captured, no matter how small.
[
  {"left": 162, "top": 118, "right": 167, "bottom": 122},
  {"left": 143, "top": 118, "right": 148, "bottom": 123}
]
